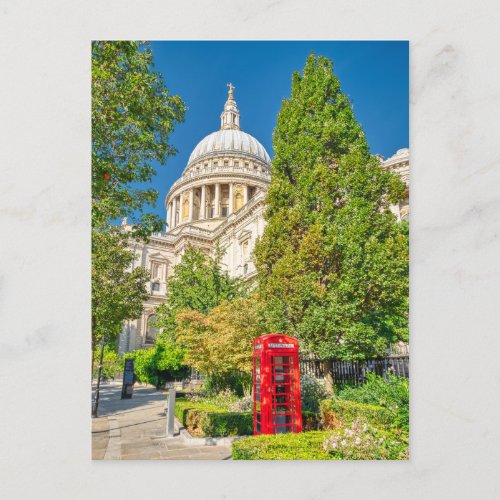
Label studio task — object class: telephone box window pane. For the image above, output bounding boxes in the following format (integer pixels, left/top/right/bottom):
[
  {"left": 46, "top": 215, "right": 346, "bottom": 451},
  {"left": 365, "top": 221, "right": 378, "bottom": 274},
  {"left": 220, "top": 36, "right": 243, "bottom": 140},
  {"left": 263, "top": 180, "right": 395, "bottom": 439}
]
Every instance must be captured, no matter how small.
[
  {"left": 274, "top": 365, "right": 291, "bottom": 373},
  {"left": 273, "top": 415, "right": 295, "bottom": 425},
  {"left": 273, "top": 373, "right": 292, "bottom": 384},
  {"left": 273, "top": 356, "right": 291, "bottom": 365},
  {"left": 275, "top": 425, "right": 289, "bottom": 434},
  {"left": 275, "top": 405, "right": 289, "bottom": 414}
]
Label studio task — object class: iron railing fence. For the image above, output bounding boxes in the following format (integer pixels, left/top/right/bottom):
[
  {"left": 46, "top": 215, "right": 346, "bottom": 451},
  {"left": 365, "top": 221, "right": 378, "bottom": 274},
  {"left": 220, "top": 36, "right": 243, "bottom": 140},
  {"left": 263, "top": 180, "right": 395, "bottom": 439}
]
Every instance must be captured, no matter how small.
[{"left": 299, "top": 355, "right": 409, "bottom": 384}]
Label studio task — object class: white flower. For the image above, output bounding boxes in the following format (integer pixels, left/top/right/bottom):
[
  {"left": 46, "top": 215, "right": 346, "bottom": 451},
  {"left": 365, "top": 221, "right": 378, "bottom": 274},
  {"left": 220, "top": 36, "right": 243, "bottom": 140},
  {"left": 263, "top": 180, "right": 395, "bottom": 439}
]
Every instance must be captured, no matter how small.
[{"left": 355, "top": 437, "right": 361, "bottom": 445}]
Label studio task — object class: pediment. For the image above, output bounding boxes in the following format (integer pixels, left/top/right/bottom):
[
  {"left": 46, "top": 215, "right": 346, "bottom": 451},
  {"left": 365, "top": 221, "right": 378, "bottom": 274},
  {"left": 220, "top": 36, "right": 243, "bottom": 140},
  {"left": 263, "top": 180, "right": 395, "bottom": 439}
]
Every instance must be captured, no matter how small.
[{"left": 237, "top": 230, "right": 252, "bottom": 241}]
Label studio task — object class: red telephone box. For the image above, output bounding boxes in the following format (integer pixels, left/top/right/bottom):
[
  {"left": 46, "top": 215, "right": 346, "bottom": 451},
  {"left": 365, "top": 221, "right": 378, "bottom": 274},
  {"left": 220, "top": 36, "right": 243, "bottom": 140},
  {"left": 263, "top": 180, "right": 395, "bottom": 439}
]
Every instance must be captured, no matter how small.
[{"left": 253, "top": 334, "right": 302, "bottom": 435}]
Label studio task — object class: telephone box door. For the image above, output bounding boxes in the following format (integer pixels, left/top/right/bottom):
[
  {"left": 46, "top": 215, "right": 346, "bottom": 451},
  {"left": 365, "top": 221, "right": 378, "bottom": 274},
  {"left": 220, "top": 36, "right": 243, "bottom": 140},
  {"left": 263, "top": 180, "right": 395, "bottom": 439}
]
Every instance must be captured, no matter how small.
[{"left": 253, "top": 334, "right": 302, "bottom": 435}]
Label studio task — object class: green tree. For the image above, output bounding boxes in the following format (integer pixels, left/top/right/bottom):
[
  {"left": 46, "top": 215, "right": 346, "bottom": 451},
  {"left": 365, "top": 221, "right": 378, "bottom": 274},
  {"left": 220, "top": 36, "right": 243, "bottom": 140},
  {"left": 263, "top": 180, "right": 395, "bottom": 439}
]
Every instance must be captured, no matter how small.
[
  {"left": 91, "top": 41, "right": 185, "bottom": 358},
  {"left": 254, "top": 54, "right": 409, "bottom": 390},
  {"left": 175, "top": 294, "right": 266, "bottom": 378},
  {"left": 156, "top": 247, "right": 247, "bottom": 335},
  {"left": 92, "top": 40, "right": 186, "bottom": 233},
  {"left": 92, "top": 232, "right": 149, "bottom": 351}
]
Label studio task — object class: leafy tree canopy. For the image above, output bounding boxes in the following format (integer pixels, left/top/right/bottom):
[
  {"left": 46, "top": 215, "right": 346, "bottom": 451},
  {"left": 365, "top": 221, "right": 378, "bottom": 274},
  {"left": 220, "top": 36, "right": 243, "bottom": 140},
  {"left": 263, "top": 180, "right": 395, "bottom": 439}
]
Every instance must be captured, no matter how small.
[
  {"left": 91, "top": 41, "right": 185, "bottom": 351},
  {"left": 175, "top": 295, "right": 266, "bottom": 376},
  {"left": 92, "top": 231, "right": 150, "bottom": 348},
  {"left": 92, "top": 40, "right": 186, "bottom": 235},
  {"left": 254, "top": 53, "right": 409, "bottom": 362},
  {"left": 155, "top": 247, "right": 247, "bottom": 335}
]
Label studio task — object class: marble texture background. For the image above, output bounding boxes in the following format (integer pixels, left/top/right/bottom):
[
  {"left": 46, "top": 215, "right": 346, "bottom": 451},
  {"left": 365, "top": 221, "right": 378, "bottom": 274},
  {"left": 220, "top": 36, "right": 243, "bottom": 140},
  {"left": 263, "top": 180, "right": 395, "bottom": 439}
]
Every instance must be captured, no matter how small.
[{"left": 1, "top": 0, "right": 499, "bottom": 498}]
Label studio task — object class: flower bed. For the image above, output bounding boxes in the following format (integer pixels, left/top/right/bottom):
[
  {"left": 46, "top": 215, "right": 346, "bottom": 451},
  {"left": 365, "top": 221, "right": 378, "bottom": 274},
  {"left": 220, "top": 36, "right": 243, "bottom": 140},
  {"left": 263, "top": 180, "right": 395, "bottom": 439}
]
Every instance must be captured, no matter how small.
[{"left": 232, "top": 421, "right": 408, "bottom": 460}]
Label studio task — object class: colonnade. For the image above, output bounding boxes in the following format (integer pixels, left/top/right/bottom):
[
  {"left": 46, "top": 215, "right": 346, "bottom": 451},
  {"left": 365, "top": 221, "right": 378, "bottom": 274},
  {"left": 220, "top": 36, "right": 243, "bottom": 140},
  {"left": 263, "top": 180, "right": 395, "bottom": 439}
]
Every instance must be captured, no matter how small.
[{"left": 167, "top": 182, "right": 255, "bottom": 230}]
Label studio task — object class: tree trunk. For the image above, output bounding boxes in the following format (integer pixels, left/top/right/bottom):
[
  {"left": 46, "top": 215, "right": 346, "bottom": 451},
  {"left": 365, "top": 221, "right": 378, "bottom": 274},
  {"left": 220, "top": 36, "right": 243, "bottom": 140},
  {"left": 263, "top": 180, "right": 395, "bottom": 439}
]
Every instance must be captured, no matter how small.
[{"left": 323, "top": 358, "right": 335, "bottom": 395}]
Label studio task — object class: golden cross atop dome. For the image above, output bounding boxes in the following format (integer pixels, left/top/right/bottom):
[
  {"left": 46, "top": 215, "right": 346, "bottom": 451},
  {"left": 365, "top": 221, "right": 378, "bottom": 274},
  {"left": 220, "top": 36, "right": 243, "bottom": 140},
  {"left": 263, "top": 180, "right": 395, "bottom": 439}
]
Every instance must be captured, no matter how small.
[{"left": 227, "top": 82, "right": 235, "bottom": 99}]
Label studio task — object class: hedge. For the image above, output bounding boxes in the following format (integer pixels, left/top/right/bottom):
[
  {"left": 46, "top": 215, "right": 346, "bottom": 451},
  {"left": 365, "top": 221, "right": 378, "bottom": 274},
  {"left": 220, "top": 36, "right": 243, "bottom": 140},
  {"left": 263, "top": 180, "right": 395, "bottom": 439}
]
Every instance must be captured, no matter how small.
[
  {"left": 336, "top": 373, "right": 409, "bottom": 432},
  {"left": 174, "top": 398, "right": 253, "bottom": 437},
  {"left": 174, "top": 398, "right": 320, "bottom": 437},
  {"left": 320, "top": 399, "right": 394, "bottom": 430},
  {"left": 232, "top": 428, "right": 408, "bottom": 460},
  {"left": 232, "top": 431, "right": 330, "bottom": 460}
]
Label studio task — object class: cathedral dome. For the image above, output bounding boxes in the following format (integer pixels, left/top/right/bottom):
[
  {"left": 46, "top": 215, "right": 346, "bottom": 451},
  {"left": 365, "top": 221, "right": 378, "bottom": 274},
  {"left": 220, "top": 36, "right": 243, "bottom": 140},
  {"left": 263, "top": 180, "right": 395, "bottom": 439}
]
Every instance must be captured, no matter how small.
[
  {"left": 187, "top": 83, "right": 271, "bottom": 166},
  {"left": 188, "top": 129, "right": 271, "bottom": 165}
]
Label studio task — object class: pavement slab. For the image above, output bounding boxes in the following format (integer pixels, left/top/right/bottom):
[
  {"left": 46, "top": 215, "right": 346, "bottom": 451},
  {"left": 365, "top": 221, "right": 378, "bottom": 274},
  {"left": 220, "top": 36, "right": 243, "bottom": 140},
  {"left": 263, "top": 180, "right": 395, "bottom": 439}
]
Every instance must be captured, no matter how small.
[{"left": 92, "top": 382, "right": 232, "bottom": 460}]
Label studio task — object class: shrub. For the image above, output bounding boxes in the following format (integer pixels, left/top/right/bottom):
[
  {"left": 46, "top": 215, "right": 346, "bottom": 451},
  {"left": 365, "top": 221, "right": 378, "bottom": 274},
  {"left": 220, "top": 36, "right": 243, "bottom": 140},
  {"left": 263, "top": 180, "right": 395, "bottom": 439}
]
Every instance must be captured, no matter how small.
[
  {"left": 300, "top": 373, "right": 328, "bottom": 413},
  {"left": 336, "top": 373, "right": 409, "bottom": 431},
  {"left": 93, "top": 345, "right": 121, "bottom": 379},
  {"left": 302, "top": 410, "right": 320, "bottom": 431},
  {"left": 203, "top": 388, "right": 240, "bottom": 409},
  {"left": 232, "top": 425, "right": 408, "bottom": 460},
  {"left": 174, "top": 398, "right": 253, "bottom": 437},
  {"left": 123, "top": 340, "right": 188, "bottom": 387},
  {"left": 320, "top": 399, "right": 394, "bottom": 430},
  {"left": 187, "top": 388, "right": 252, "bottom": 412},
  {"left": 228, "top": 393, "right": 253, "bottom": 412},
  {"left": 203, "top": 371, "right": 252, "bottom": 397}
]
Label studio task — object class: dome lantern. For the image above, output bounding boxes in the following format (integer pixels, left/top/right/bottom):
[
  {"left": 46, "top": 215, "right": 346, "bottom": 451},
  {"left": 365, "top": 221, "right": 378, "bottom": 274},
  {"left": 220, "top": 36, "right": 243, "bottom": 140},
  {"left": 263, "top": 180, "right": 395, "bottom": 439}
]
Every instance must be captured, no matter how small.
[{"left": 220, "top": 82, "right": 240, "bottom": 130}]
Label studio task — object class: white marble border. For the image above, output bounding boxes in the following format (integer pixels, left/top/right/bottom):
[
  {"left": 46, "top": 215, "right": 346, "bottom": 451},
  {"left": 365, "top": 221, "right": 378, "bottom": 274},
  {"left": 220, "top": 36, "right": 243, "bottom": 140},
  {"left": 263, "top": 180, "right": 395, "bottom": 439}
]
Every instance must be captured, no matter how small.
[{"left": 1, "top": 1, "right": 499, "bottom": 499}]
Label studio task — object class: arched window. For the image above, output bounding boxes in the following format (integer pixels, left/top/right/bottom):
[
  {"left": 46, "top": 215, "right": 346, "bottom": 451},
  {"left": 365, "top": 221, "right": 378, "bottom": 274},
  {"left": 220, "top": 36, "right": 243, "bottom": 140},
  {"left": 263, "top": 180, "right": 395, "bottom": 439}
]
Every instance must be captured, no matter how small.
[
  {"left": 145, "top": 315, "right": 159, "bottom": 344},
  {"left": 235, "top": 192, "right": 244, "bottom": 211},
  {"left": 182, "top": 198, "right": 189, "bottom": 221}
]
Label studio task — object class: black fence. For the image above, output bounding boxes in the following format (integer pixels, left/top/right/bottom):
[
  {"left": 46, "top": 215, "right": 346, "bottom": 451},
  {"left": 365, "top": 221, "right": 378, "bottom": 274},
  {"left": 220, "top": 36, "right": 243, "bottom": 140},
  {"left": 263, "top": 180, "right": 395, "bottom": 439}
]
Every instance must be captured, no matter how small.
[{"left": 300, "top": 356, "right": 409, "bottom": 384}]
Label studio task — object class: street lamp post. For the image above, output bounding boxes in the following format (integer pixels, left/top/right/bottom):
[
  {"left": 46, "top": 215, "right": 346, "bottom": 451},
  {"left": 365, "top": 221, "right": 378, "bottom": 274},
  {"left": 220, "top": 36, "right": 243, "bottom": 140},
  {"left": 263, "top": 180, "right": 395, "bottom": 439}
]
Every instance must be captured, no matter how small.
[{"left": 92, "top": 336, "right": 106, "bottom": 418}]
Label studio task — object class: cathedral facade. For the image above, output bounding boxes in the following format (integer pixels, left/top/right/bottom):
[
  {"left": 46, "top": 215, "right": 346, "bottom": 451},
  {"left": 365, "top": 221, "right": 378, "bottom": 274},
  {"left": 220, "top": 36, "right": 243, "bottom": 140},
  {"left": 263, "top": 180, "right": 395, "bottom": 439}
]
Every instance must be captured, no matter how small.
[{"left": 118, "top": 87, "right": 409, "bottom": 354}]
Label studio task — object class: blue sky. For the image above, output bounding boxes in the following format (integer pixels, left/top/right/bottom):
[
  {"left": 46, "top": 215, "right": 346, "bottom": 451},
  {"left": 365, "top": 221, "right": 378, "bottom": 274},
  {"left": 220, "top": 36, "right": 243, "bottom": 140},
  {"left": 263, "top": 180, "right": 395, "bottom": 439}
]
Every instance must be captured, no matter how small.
[{"left": 146, "top": 41, "right": 408, "bottom": 227}]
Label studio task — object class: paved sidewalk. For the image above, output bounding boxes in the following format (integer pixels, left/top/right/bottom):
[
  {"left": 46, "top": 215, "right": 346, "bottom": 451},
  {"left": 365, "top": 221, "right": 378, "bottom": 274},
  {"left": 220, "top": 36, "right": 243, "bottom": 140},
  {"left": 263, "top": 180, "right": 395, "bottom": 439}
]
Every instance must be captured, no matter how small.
[{"left": 92, "top": 382, "right": 231, "bottom": 460}]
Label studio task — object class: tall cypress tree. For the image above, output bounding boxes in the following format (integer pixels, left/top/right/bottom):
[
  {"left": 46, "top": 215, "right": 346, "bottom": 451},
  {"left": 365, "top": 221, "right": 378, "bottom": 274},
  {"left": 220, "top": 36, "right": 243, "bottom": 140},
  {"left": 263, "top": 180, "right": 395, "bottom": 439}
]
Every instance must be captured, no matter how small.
[{"left": 254, "top": 54, "right": 408, "bottom": 389}]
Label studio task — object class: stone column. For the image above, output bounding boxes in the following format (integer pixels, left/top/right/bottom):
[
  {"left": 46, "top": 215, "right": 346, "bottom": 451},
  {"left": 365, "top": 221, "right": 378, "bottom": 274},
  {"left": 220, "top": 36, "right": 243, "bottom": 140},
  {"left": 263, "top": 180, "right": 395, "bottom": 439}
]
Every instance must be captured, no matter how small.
[
  {"left": 172, "top": 197, "right": 178, "bottom": 229},
  {"left": 229, "top": 183, "right": 234, "bottom": 215},
  {"left": 200, "top": 185, "right": 206, "bottom": 220},
  {"left": 215, "top": 183, "right": 221, "bottom": 217},
  {"left": 244, "top": 185, "right": 249, "bottom": 205},
  {"left": 188, "top": 188, "right": 194, "bottom": 222}
]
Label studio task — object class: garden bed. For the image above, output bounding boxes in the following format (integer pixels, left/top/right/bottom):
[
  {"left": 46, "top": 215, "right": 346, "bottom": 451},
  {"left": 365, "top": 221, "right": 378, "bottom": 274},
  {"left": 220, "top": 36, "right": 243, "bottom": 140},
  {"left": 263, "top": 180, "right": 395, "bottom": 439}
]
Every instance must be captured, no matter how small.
[{"left": 232, "top": 425, "right": 408, "bottom": 460}]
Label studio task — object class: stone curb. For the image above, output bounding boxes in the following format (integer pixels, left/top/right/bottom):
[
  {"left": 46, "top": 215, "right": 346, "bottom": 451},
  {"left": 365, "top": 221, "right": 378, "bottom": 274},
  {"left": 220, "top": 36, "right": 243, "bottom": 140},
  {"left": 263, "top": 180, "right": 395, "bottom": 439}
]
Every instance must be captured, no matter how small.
[{"left": 172, "top": 418, "right": 248, "bottom": 447}]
